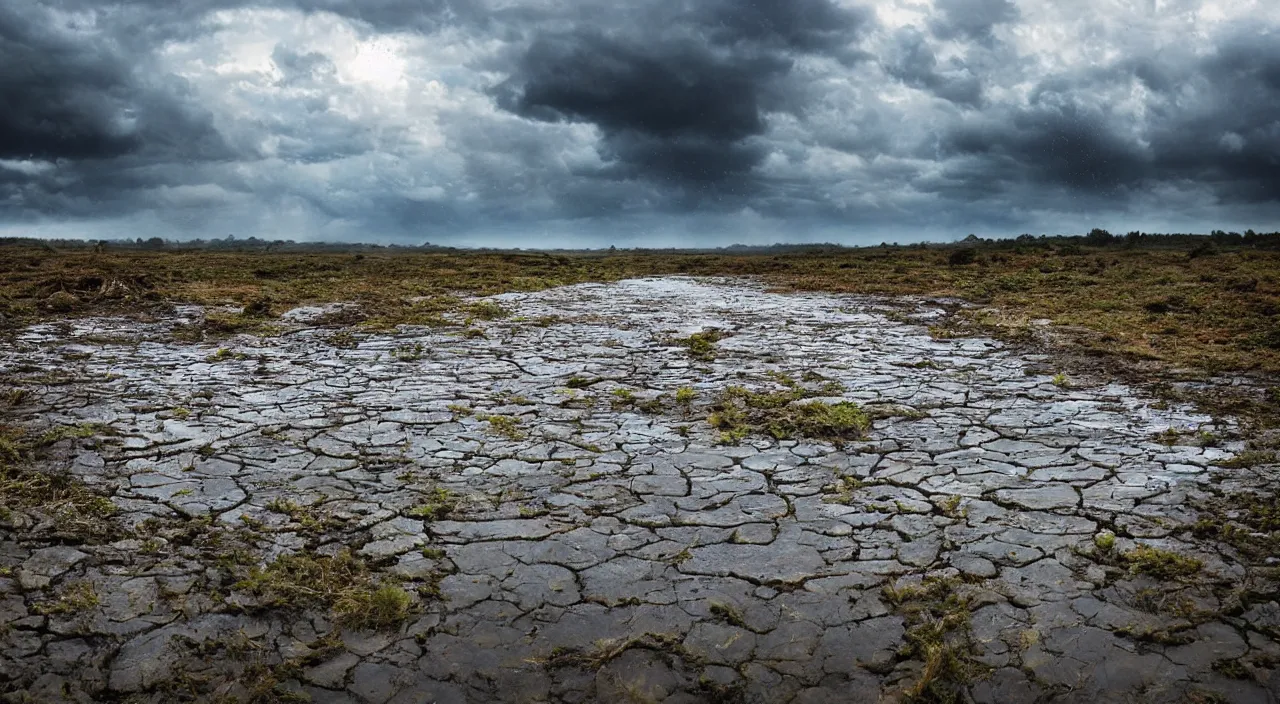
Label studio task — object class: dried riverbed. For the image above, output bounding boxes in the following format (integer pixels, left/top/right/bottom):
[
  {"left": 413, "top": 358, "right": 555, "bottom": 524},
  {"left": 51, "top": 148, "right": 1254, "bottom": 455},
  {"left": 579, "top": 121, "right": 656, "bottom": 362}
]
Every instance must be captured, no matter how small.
[{"left": 2, "top": 278, "right": 1278, "bottom": 703}]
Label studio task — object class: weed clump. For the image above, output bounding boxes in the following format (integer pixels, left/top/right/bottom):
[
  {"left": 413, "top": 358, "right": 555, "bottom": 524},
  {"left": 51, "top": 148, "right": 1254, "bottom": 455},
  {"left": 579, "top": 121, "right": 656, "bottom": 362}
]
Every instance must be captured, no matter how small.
[
  {"left": 1120, "top": 545, "right": 1203, "bottom": 579},
  {"left": 391, "top": 342, "right": 425, "bottom": 361},
  {"left": 190, "top": 309, "right": 277, "bottom": 340},
  {"left": 241, "top": 296, "right": 273, "bottom": 318},
  {"left": 44, "top": 290, "right": 80, "bottom": 312},
  {"left": 1219, "top": 450, "right": 1277, "bottom": 469},
  {"left": 1094, "top": 531, "right": 1116, "bottom": 552},
  {"left": 708, "top": 602, "right": 747, "bottom": 628},
  {"left": 32, "top": 580, "right": 100, "bottom": 616},
  {"left": 38, "top": 422, "right": 114, "bottom": 447},
  {"left": 465, "top": 300, "right": 509, "bottom": 320},
  {"left": 206, "top": 348, "right": 242, "bottom": 362},
  {"left": 784, "top": 401, "right": 870, "bottom": 439},
  {"left": 672, "top": 329, "right": 727, "bottom": 361},
  {"left": 447, "top": 403, "right": 472, "bottom": 418},
  {"left": 329, "top": 330, "right": 358, "bottom": 348},
  {"left": 235, "top": 550, "right": 414, "bottom": 630},
  {"left": 475, "top": 413, "right": 524, "bottom": 440},
  {"left": 822, "top": 475, "right": 865, "bottom": 505},
  {"left": 1213, "top": 658, "right": 1253, "bottom": 680},
  {"left": 883, "top": 577, "right": 988, "bottom": 702},
  {"left": 264, "top": 498, "right": 337, "bottom": 535},
  {"left": 406, "top": 487, "right": 458, "bottom": 520},
  {"left": 0, "top": 424, "right": 118, "bottom": 539},
  {"left": 363, "top": 296, "right": 454, "bottom": 330},
  {"left": 707, "top": 385, "right": 869, "bottom": 445},
  {"left": 948, "top": 248, "right": 977, "bottom": 266},
  {"left": 610, "top": 388, "right": 636, "bottom": 408},
  {"left": 1192, "top": 491, "right": 1280, "bottom": 562}
]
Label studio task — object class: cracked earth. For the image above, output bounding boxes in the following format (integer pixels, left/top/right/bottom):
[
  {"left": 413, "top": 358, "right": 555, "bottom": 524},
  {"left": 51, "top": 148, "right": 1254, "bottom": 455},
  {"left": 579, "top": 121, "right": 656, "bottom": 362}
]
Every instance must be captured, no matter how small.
[{"left": 3, "top": 277, "right": 1280, "bottom": 703}]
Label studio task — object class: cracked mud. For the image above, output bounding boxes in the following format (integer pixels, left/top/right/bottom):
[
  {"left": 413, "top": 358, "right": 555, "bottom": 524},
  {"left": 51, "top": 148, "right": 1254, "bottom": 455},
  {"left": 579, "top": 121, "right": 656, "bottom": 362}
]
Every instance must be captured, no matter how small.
[{"left": 3, "top": 278, "right": 1279, "bottom": 703}]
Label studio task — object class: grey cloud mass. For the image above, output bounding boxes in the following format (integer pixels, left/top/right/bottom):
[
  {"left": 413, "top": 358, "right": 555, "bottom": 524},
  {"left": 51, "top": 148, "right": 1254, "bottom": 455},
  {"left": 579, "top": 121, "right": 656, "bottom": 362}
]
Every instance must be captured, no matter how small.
[{"left": 1, "top": 0, "right": 1277, "bottom": 245}]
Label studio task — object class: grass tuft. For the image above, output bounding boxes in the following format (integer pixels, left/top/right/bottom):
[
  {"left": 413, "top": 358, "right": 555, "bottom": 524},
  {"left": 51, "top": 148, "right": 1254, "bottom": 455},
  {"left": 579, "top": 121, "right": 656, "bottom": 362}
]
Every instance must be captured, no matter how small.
[
  {"left": 707, "top": 384, "right": 869, "bottom": 445},
  {"left": 1119, "top": 545, "right": 1203, "bottom": 579},
  {"left": 235, "top": 550, "right": 415, "bottom": 630},
  {"left": 0, "top": 424, "right": 118, "bottom": 539},
  {"left": 883, "top": 577, "right": 988, "bottom": 703},
  {"left": 1192, "top": 491, "right": 1280, "bottom": 562},
  {"left": 672, "top": 329, "right": 727, "bottom": 361},
  {"left": 406, "top": 487, "right": 458, "bottom": 520},
  {"left": 475, "top": 413, "right": 524, "bottom": 440},
  {"left": 32, "top": 580, "right": 100, "bottom": 616}
]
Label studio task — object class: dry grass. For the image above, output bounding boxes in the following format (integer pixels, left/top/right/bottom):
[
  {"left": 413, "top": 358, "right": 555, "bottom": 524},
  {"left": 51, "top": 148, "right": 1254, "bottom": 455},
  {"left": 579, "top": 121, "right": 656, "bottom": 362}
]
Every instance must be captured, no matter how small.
[
  {"left": 0, "top": 423, "right": 119, "bottom": 540},
  {"left": 2, "top": 242, "right": 1278, "bottom": 377},
  {"left": 1119, "top": 545, "right": 1204, "bottom": 580},
  {"left": 234, "top": 550, "right": 415, "bottom": 630},
  {"left": 704, "top": 372, "right": 888, "bottom": 445},
  {"left": 882, "top": 577, "right": 988, "bottom": 703}
]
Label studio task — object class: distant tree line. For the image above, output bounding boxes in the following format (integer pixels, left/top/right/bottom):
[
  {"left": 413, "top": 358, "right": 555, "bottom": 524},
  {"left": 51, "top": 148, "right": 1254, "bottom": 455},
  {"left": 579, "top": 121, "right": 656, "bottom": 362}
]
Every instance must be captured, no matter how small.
[
  {"left": 1002, "top": 228, "right": 1280, "bottom": 250},
  {"left": 2, "top": 229, "right": 1278, "bottom": 254},
  {"left": 0, "top": 235, "right": 457, "bottom": 253}
]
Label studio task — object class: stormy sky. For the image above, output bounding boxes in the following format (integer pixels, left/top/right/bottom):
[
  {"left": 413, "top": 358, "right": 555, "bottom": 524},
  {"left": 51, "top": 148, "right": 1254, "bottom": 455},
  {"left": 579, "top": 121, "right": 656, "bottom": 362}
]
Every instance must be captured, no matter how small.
[{"left": 2, "top": 0, "right": 1278, "bottom": 246}]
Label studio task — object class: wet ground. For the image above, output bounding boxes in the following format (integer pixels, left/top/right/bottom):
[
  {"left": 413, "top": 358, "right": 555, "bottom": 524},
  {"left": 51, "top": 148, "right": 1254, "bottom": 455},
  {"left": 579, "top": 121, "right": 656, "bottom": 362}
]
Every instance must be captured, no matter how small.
[{"left": 2, "top": 278, "right": 1278, "bottom": 703}]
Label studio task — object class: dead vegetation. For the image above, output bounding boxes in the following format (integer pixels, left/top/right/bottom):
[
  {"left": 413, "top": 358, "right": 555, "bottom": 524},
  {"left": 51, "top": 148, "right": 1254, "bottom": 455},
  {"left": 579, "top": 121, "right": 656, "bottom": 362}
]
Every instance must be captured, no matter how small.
[
  {"left": 3, "top": 241, "right": 1278, "bottom": 380},
  {"left": 671, "top": 329, "right": 729, "bottom": 361},
  {"left": 0, "top": 421, "right": 120, "bottom": 541},
  {"left": 1193, "top": 490, "right": 1280, "bottom": 563},
  {"left": 882, "top": 576, "right": 989, "bottom": 703},
  {"left": 705, "top": 381, "right": 870, "bottom": 445},
  {"left": 234, "top": 550, "right": 415, "bottom": 630}
]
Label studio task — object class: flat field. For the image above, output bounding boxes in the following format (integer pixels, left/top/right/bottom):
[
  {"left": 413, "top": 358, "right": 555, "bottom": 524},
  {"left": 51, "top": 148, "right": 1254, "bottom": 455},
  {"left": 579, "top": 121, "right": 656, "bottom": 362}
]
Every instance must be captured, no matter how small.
[{"left": 2, "top": 241, "right": 1280, "bottom": 703}]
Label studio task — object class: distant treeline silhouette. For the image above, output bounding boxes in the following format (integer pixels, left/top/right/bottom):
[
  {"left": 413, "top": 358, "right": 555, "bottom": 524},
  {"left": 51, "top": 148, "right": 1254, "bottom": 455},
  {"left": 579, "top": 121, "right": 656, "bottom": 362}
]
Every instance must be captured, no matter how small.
[{"left": 2, "top": 229, "right": 1278, "bottom": 253}]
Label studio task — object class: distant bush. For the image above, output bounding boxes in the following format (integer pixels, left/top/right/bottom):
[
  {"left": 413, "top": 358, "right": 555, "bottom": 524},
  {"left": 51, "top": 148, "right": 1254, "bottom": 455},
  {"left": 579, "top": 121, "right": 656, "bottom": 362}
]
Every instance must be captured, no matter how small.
[
  {"left": 948, "top": 248, "right": 977, "bottom": 266},
  {"left": 1084, "top": 228, "right": 1115, "bottom": 246},
  {"left": 1188, "top": 241, "right": 1219, "bottom": 259},
  {"left": 241, "top": 296, "right": 273, "bottom": 318}
]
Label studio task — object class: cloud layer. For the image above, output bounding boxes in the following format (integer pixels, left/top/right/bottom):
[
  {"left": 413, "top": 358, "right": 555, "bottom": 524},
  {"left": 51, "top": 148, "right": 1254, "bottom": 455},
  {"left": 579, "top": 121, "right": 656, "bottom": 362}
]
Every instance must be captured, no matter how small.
[{"left": 1, "top": 0, "right": 1277, "bottom": 245}]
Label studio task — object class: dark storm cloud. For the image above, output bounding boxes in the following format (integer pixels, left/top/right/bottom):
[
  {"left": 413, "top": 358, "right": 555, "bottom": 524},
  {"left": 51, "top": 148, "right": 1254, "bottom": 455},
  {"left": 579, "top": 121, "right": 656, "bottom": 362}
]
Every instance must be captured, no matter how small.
[
  {"left": 929, "top": 0, "right": 1019, "bottom": 41},
  {"left": 1, "top": 0, "right": 1278, "bottom": 243},
  {"left": 941, "top": 100, "right": 1146, "bottom": 193},
  {"left": 883, "top": 29, "right": 983, "bottom": 107},
  {"left": 299, "top": 0, "right": 461, "bottom": 30},
  {"left": 697, "top": 0, "right": 872, "bottom": 54},
  {"left": 496, "top": 0, "right": 869, "bottom": 195},
  {"left": 935, "top": 27, "right": 1280, "bottom": 204},
  {"left": 1144, "top": 31, "right": 1280, "bottom": 203},
  {"left": 505, "top": 35, "right": 774, "bottom": 143},
  {"left": 0, "top": 7, "right": 141, "bottom": 160},
  {"left": 0, "top": 5, "right": 227, "bottom": 163},
  {"left": 497, "top": 32, "right": 783, "bottom": 187}
]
